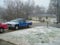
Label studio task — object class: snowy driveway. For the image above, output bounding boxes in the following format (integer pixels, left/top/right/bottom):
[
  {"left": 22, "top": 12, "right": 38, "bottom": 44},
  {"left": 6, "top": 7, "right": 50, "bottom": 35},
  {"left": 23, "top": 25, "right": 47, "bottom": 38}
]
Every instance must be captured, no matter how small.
[{"left": 0, "top": 26, "right": 60, "bottom": 45}]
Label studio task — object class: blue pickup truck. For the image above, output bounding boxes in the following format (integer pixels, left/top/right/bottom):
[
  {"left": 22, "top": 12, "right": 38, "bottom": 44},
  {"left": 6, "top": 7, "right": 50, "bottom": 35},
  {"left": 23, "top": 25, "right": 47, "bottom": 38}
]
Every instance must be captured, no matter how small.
[{"left": 5, "top": 18, "right": 32, "bottom": 30}]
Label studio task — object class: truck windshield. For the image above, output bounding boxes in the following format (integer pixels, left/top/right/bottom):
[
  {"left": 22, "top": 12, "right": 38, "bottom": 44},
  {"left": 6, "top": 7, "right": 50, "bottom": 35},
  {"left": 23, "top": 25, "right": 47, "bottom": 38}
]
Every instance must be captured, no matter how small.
[{"left": 10, "top": 19, "right": 26, "bottom": 23}]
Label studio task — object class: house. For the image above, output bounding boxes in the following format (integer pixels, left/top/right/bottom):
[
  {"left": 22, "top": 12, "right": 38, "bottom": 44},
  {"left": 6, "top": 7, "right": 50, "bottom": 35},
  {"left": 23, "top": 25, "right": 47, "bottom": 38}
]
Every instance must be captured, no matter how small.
[{"left": 28, "top": 14, "right": 57, "bottom": 23}]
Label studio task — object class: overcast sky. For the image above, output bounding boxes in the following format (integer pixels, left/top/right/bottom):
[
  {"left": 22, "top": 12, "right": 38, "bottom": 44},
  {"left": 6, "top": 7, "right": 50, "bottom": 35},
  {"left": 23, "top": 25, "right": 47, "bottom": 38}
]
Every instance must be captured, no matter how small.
[
  {"left": 35, "top": 0, "right": 50, "bottom": 8},
  {"left": 0, "top": 0, "right": 4, "bottom": 7},
  {"left": 0, "top": 0, "right": 50, "bottom": 9}
]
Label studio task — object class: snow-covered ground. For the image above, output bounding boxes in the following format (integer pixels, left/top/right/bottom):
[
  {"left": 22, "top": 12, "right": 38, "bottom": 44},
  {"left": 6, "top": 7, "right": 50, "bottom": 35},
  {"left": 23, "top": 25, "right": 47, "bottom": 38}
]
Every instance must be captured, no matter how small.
[{"left": 0, "top": 26, "right": 60, "bottom": 45}]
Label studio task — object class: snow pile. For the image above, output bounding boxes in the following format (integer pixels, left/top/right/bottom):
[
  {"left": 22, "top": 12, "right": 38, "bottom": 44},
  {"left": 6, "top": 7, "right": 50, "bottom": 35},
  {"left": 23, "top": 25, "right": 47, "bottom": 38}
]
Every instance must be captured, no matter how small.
[{"left": 0, "top": 26, "right": 60, "bottom": 45}]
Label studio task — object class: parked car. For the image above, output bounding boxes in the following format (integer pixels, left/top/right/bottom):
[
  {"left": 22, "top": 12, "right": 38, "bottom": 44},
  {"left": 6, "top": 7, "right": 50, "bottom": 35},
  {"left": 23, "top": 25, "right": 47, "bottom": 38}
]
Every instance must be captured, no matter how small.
[
  {"left": 5, "top": 18, "right": 32, "bottom": 30},
  {"left": 0, "top": 23, "right": 8, "bottom": 33}
]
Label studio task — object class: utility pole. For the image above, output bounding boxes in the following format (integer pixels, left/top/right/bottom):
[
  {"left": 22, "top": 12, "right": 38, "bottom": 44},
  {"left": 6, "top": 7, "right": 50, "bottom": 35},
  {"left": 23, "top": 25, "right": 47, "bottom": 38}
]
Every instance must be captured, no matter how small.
[{"left": 46, "top": 16, "right": 49, "bottom": 27}]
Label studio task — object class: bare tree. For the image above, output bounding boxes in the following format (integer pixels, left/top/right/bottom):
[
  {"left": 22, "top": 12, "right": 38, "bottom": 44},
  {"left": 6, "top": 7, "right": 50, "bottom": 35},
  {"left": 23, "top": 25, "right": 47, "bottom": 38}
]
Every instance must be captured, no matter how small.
[
  {"left": 3, "top": 0, "right": 35, "bottom": 21},
  {"left": 2, "top": 0, "right": 45, "bottom": 21},
  {"left": 47, "top": 0, "right": 57, "bottom": 14},
  {"left": 48, "top": 0, "right": 60, "bottom": 23}
]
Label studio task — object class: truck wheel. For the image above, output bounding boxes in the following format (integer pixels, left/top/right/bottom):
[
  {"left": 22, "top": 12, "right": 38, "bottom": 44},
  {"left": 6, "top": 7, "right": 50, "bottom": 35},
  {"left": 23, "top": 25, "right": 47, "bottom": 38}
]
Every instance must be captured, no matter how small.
[
  {"left": 0, "top": 28, "right": 4, "bottom": 33},
  {"left": 15, "top": 26, "right": 19, "bottom": 30},
  {"left": 27, "top": 25, "right": 30, "bottom": 28}
]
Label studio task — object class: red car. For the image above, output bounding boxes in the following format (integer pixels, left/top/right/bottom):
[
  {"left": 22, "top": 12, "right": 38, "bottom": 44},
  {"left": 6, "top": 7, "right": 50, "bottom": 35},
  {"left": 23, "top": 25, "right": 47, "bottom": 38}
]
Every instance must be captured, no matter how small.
[{"left": 0, "top": 23, "right": 8, "bottom": 33}]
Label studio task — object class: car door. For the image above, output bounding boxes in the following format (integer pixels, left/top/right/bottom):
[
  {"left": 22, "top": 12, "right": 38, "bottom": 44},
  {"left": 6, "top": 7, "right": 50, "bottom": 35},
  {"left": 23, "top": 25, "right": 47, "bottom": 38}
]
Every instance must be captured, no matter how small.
[{"left": 19, "top": 20, "right": 27, "bottom": 27}]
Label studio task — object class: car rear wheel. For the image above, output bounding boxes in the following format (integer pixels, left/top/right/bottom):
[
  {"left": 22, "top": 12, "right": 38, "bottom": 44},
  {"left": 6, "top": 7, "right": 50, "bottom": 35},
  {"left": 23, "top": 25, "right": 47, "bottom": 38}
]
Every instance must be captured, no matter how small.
[
  {"left": 26, "top": 25, "right": 30, "bottom": 28},
  {"left": 0, "top": 28, "right": 4, "bottom": 33}
]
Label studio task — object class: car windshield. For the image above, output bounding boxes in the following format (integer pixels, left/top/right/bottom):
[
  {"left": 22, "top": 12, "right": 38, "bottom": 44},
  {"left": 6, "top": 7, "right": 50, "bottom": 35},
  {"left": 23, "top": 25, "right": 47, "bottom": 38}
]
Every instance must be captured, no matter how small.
[{"left": 10, "top": 18, "right": 26, "bottom": 22}]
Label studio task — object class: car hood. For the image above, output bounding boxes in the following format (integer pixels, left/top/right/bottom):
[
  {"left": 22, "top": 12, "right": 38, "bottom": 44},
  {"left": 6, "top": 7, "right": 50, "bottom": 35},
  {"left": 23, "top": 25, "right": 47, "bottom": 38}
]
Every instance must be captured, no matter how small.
[{"left": 5, "top": 22, "right": 18, "bottom": 24}]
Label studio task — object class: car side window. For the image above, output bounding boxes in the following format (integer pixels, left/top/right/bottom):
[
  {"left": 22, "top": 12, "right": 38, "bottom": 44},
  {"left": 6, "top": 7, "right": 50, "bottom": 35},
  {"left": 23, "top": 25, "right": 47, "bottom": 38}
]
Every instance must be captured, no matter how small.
[{"left": 19, "top": 20, "right": 26, "bottom": 23}]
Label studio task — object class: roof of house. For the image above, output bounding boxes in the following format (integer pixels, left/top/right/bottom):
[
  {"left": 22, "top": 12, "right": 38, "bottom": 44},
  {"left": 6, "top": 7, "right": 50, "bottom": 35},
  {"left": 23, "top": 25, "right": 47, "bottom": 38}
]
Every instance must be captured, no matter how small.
[{"left": 29, "top": 14, "right": 56, "bottom": 17}]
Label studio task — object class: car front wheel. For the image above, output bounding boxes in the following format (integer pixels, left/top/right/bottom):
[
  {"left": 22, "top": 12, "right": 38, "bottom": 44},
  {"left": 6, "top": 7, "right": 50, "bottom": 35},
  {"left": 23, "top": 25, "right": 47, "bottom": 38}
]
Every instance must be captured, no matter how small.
[
  {"left": 26, "top": 25, "right": 30, "bottom": 28},
  {"left": 15, "top": 26, "right": 19, "bottom": 30}
]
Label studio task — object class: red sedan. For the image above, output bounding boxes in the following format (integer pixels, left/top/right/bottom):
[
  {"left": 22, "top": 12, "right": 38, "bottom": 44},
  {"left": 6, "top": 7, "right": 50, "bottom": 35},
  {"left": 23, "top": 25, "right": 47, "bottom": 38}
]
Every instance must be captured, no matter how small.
[{"left": 0, "top": 23, "right": 8, "bottom": 33}]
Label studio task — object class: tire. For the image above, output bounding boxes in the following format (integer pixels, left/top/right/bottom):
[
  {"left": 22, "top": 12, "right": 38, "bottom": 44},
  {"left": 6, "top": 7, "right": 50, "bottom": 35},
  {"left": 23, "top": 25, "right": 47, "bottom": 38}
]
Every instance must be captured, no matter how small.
[
  {"left": 27, "top": 25, "right": 30, "bottom": 28},
  {"left": 15, "top": 26, "right": 19, "bottom": 30},
  {"left": 0, "top": 28, "right": 4, "bottom": 33}
]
